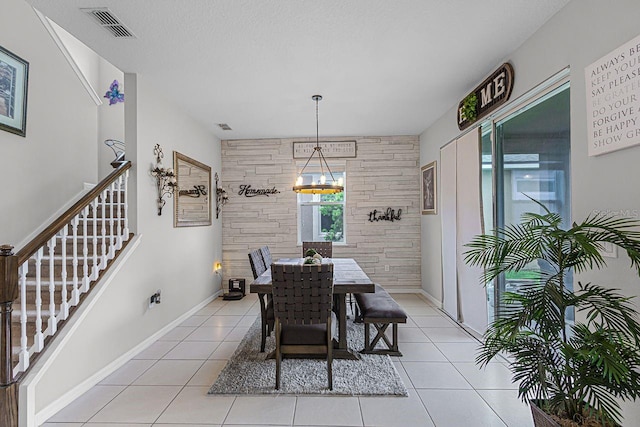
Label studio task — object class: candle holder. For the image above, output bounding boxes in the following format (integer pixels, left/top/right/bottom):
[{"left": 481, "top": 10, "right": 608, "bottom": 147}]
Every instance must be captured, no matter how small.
[{"left": 150, "top": 144, "right": 178, "bottom": 216}]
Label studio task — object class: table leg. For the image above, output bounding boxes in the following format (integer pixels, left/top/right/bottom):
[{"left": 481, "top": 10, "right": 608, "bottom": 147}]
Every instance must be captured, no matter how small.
[{"left": 332, "top": 293, "right": 361, "bottom": 360}]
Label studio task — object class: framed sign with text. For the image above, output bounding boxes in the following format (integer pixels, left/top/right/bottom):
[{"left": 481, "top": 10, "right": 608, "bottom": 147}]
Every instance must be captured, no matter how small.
[
  {"left": 174, "top": 151, "right": 212, "bottom": 227},
  {"left": 585, "top": 33, "right": 640, "bottom": 156},
  {"left": 293, "top": 140, "right": 357, "bottom": 159}
]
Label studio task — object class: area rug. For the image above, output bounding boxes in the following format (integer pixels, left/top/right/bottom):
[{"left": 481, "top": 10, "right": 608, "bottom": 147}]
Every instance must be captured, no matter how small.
[{"left": 208, "top": 316, "right": 408, "bottom": 396}]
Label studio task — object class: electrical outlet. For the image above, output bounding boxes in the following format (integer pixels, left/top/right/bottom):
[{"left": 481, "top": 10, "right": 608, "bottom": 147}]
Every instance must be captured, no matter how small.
[
  {"left": 384, "top": 265, "right": 390, "bottom": 272},
  {"left": 149, "top": 290, "right": 162, "bottom": 308}
]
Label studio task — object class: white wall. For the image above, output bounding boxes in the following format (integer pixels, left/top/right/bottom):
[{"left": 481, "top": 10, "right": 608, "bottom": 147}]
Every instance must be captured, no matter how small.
[
  {"left": 0, "top": 0, "right": 98, "bottom": 246},
  {"left": 420, "top": 0, "right": 640, "bottom": 420},
  {"left": 31, "top": 73, "right": 222, "bottom": 414}
]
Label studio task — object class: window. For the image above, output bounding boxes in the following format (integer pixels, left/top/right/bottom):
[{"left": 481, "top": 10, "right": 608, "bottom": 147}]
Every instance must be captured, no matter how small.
[{"left": 297, "top": 171, "right": 345, "bottom": 244}]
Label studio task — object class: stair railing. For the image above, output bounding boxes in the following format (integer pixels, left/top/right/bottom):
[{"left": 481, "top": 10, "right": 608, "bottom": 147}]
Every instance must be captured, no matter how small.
[{"left": 0, "top": 161, "right": 132, "bottom": 395}]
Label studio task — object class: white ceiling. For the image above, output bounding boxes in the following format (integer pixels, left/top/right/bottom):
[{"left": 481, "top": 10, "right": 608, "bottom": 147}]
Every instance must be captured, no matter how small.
[{"left": 26, "top": 0, "right": 570, "bottom": 140}]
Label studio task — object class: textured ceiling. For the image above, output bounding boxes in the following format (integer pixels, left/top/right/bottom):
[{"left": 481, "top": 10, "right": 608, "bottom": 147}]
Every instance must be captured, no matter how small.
[{"left": 26, "top": 0, "right": 570, "bottom": 140}]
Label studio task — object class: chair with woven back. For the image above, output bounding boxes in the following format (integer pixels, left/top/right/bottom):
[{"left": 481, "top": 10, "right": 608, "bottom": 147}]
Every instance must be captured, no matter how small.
[
  {"left": 259, "top": 245, "right": 272, "bottom": 266},
  {"left": 248, "top": 248, "right": 273, "bottom": 352},
  {"left": 271, "top": 262, "right": 335, "bottom": 390},
  {"left": 302, "top": 241, "right": 332, "bottom": 258}
]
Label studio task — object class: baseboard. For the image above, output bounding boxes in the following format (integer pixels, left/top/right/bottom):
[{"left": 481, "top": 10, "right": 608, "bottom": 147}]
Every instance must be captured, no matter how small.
[{"left": 418, "top": 289, "right": 443, "bottom": 309}]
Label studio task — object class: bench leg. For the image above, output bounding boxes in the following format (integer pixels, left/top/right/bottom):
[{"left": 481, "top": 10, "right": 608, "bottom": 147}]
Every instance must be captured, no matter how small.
[{"left": 361, "top": 321, "right": 403, "bottom": 357}]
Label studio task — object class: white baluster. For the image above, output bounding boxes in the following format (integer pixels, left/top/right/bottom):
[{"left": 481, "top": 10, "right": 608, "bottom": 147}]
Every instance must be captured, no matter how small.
[
  {"left": 116, "top": 175, "right": 123, "bottom": 249},
  {"left": 34, "top": 248, "right": 44, "bottom": 352},
  {"left": 47, "top": 236, "right": 57, "bottom": 334},
  {"left": 59, "top": 226, "right": 69, "bottom": 320},
  {"left": 101, "top": 189, "right": 107, "bottom": 269},
  {"left": 83, "top": 205, "right": 92, "bottom": 290},
  {"left": 71, "top": 215, "right": 80, "bottom": 304},
  {"left": 18, "top": 262, "right": 30, "bottom": 372},
  {"left": 123, "top": 169, "right": 130, "bottom": 239},
  {"left": 108, "top": 182, "right": 116, "bottom": 258},
  {"left": 91, "top": 197, "right": 99, "bottom": 280}
]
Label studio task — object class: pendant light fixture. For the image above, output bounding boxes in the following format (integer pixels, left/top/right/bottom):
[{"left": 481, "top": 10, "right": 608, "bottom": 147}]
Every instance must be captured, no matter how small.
[{"left": 293, "top": 95, "right": 344, "bottom": 194}]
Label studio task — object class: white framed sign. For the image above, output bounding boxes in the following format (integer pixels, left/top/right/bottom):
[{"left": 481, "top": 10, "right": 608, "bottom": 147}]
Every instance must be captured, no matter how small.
[
  {"left": 585, "top": 33, "right": 640, "bottom": 156},
  {"left": 293, "top": 140, "right": 357, "bottom": 159}
]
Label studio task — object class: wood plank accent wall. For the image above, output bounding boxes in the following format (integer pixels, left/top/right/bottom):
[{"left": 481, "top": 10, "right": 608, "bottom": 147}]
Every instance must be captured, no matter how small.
[{"left": 221, "top": 136, "right": 421, "bottom": 291}]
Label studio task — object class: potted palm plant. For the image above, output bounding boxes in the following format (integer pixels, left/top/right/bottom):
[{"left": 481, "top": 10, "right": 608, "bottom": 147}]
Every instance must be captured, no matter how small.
[{"left": 464, "top": 200, "right": 640, "bottom": 427}]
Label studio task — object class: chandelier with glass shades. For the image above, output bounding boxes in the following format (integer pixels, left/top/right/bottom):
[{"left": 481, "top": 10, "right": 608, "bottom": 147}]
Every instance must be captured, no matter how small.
[{"left": 293, "top": 95, "right": 344, "bottom": 194}]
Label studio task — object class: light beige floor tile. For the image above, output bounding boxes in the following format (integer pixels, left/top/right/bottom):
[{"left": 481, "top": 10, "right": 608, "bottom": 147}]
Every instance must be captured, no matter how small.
[
  {"left": 215, "top": 304, "right": 252, "bottom": 316},
  {"left": 40, "top": 423, "right": 84, "bottom": 426},
  {"left": 453, "top": 362, "right": 517, "bottom": 390},
  {"left": 89, "top": 385, "right": 181, "bottom": 424},
  {"left": 224, "top": 396, "right": 296, "bottom": 425},
  {"left": 403, "top": 362, "right": 472, "bottom": 389},
  {"left": 84, "top": 423, "right": 152, "bottom": 426},
  {"left": 418, "top": 389, "right": 506, "bottom": 427},
  {"left": 398, "top": 316, "right": 418, "bottom": 328},
  {"left": 225, "top": 326, "right": 250, "bottom": 341},
  {"left": 162, "top": 341, "right": 221, "bottom": 360},
  {"left": 99, "top": 359, "right": 155, "bottom": 386},
  {"left": 132, "top": 360, "right": 204, "bottom": 386},
  {"left": 155, "top": 425, "right": 219, "bottom": 427},
  {"left": 209, "top": 341, "right": 240, "bottom": 360},
  {"left": 477, "top": 390, "right": 534, "bottom": 427},
  {"left": 386, "top": 326, "right": 430, "bottom": 343},
  {"left": 201, "top": 315, "right": 243, "bottom": 327},
  {"left": 392, "top": 361, "right": 414, "bottom": 389},
  {"left": 133, "top": 341, "right": 178, "bottom": 360},
  {"left": 180, "top": 315, "right": 210, "bottom": 327},
  {"left": 294, "top": 396, "right": 363, "bottom": 426},
  {"left": 434, "top": 342, "right": 482, "bottom": 362},
  {"left": 160, "top": 326, "right": 198, "bottom": 341},
  {"left": 360, "top": 393, "right": 435, "bottom": 427},
  {"left": 155, "top": 387, "right": 235, "bottom": 424},
  {"left": 187, "top": 360, "right": 228, "bottom": 386},
  {"left": 47, "top": 385, "right": 125, "bottom": 423},
  {"left": 410, "top": 315, "right": 457, "bottom": 328},
  {"left": 403, "top": 306, "right": 443, "bottom": 316},
  {"left": 238, "top": 315, "right": 260, "bottom": 326},
  {"left": 397, "top": 342, "right": 447, "bottom": 362},
  {"left": 421, "top": 327, "right": 477, "bottom": 343},
  {"left": 196, "top": 304, "right": 223, "bottom": 316},
  {"left": 185, "top": 326, "right": 234, "bottom": 342},
  {"left": 246, "top": 304, "right": 261, "bottom": 315}
]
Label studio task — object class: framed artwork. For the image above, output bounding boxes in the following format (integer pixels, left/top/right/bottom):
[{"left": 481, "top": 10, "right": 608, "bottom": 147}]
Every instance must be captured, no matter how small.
[
  {"left": 0, "top": 45, "right": 29, "bottom": 137},
  {"left": 174, "top": 151, "right": 212, "bottom": 227},
  {"left": 421, "top": 161, "right": 437, "bottom": 215}
]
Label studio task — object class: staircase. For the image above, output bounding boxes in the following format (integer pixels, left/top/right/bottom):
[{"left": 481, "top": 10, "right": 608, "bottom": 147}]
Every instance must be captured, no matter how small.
[{"left": 0, "top": 161, "right": 132, "bottom": 426}]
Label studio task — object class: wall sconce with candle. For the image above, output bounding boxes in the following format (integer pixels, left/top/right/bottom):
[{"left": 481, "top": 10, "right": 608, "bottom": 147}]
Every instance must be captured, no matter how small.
[
  {"left": 215, "top": 172, "right": 228, "bottom": 219},
  {"left": 150, "top": 144, "right": 178, "bottom": 216}
]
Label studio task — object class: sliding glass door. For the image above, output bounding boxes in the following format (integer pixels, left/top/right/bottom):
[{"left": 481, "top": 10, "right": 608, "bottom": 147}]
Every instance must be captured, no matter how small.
[{"left": 482, "top": 82, "right": 571, "bottom": 322}]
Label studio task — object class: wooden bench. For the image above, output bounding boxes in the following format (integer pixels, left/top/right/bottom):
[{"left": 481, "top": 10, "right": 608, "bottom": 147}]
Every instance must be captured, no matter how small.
[{"left": 354, "top": 284, "right": 407, "bottom": 356}]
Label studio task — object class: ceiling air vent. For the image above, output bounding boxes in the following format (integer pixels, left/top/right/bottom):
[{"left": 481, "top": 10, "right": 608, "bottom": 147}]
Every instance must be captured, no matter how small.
[
  {"left": 218, "top": 123, "right": 232, "bottom": 131},
  {"left": 81, "top": 8, "right": 136, "bottom": 39}
]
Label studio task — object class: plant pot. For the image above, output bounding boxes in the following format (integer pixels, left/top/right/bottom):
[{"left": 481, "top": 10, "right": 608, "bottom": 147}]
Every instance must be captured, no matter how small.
[
  {"left": 529, "top": 400, "right": 621, "bottom": 427},
  {"left": 530, "top": 401, "right": 560, "bottom": 427}
]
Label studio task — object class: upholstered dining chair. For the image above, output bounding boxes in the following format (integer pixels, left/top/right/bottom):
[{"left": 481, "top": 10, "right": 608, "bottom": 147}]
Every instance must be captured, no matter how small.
[
  {"left": 302, "top": 241, "right": 332, "bottom": 258},
  {"left": 248, "top": 249, "right": 273, "bottom": 352},
  {"left": 271, "top": 263, "right": 335, "bottom": 390}
]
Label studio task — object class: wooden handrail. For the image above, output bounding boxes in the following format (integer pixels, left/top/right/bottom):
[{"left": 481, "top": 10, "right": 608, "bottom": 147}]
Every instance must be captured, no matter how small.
[{"left": 15, "top": 161, "right": 131, "bottom": 265}]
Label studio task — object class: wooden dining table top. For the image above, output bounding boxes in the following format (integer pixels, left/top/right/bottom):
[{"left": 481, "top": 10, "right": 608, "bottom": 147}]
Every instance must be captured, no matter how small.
[{"left": 249, "top": 257, "right": 375, "bottom": 294}]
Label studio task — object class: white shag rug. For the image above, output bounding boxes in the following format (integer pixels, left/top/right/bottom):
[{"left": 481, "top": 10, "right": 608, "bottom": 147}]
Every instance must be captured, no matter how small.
[{"left": 208, "top": 316, "right": 408, "bottom": 396}]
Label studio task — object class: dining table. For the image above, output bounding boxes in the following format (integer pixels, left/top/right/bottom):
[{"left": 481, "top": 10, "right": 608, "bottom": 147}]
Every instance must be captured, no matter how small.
[{"left": 250, "top": 257, "right": 375, "bottom": 360}]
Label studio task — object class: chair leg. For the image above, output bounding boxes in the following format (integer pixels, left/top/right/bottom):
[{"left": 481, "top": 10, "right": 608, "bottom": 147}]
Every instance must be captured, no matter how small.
[
  {"left": 259, "top": 293, "right": 268, "bottom": 352},
  {"left": 327, "top": 317, "right": 333, "bottom": 390},
  {"left": 275, "top": 320, "right": 281, "bottom": 390}
]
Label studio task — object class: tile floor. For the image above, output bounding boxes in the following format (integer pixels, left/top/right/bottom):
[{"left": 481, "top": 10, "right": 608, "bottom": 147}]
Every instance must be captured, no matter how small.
[{"left": 42, "top": 293, "right": 533, "bottom": 427}]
